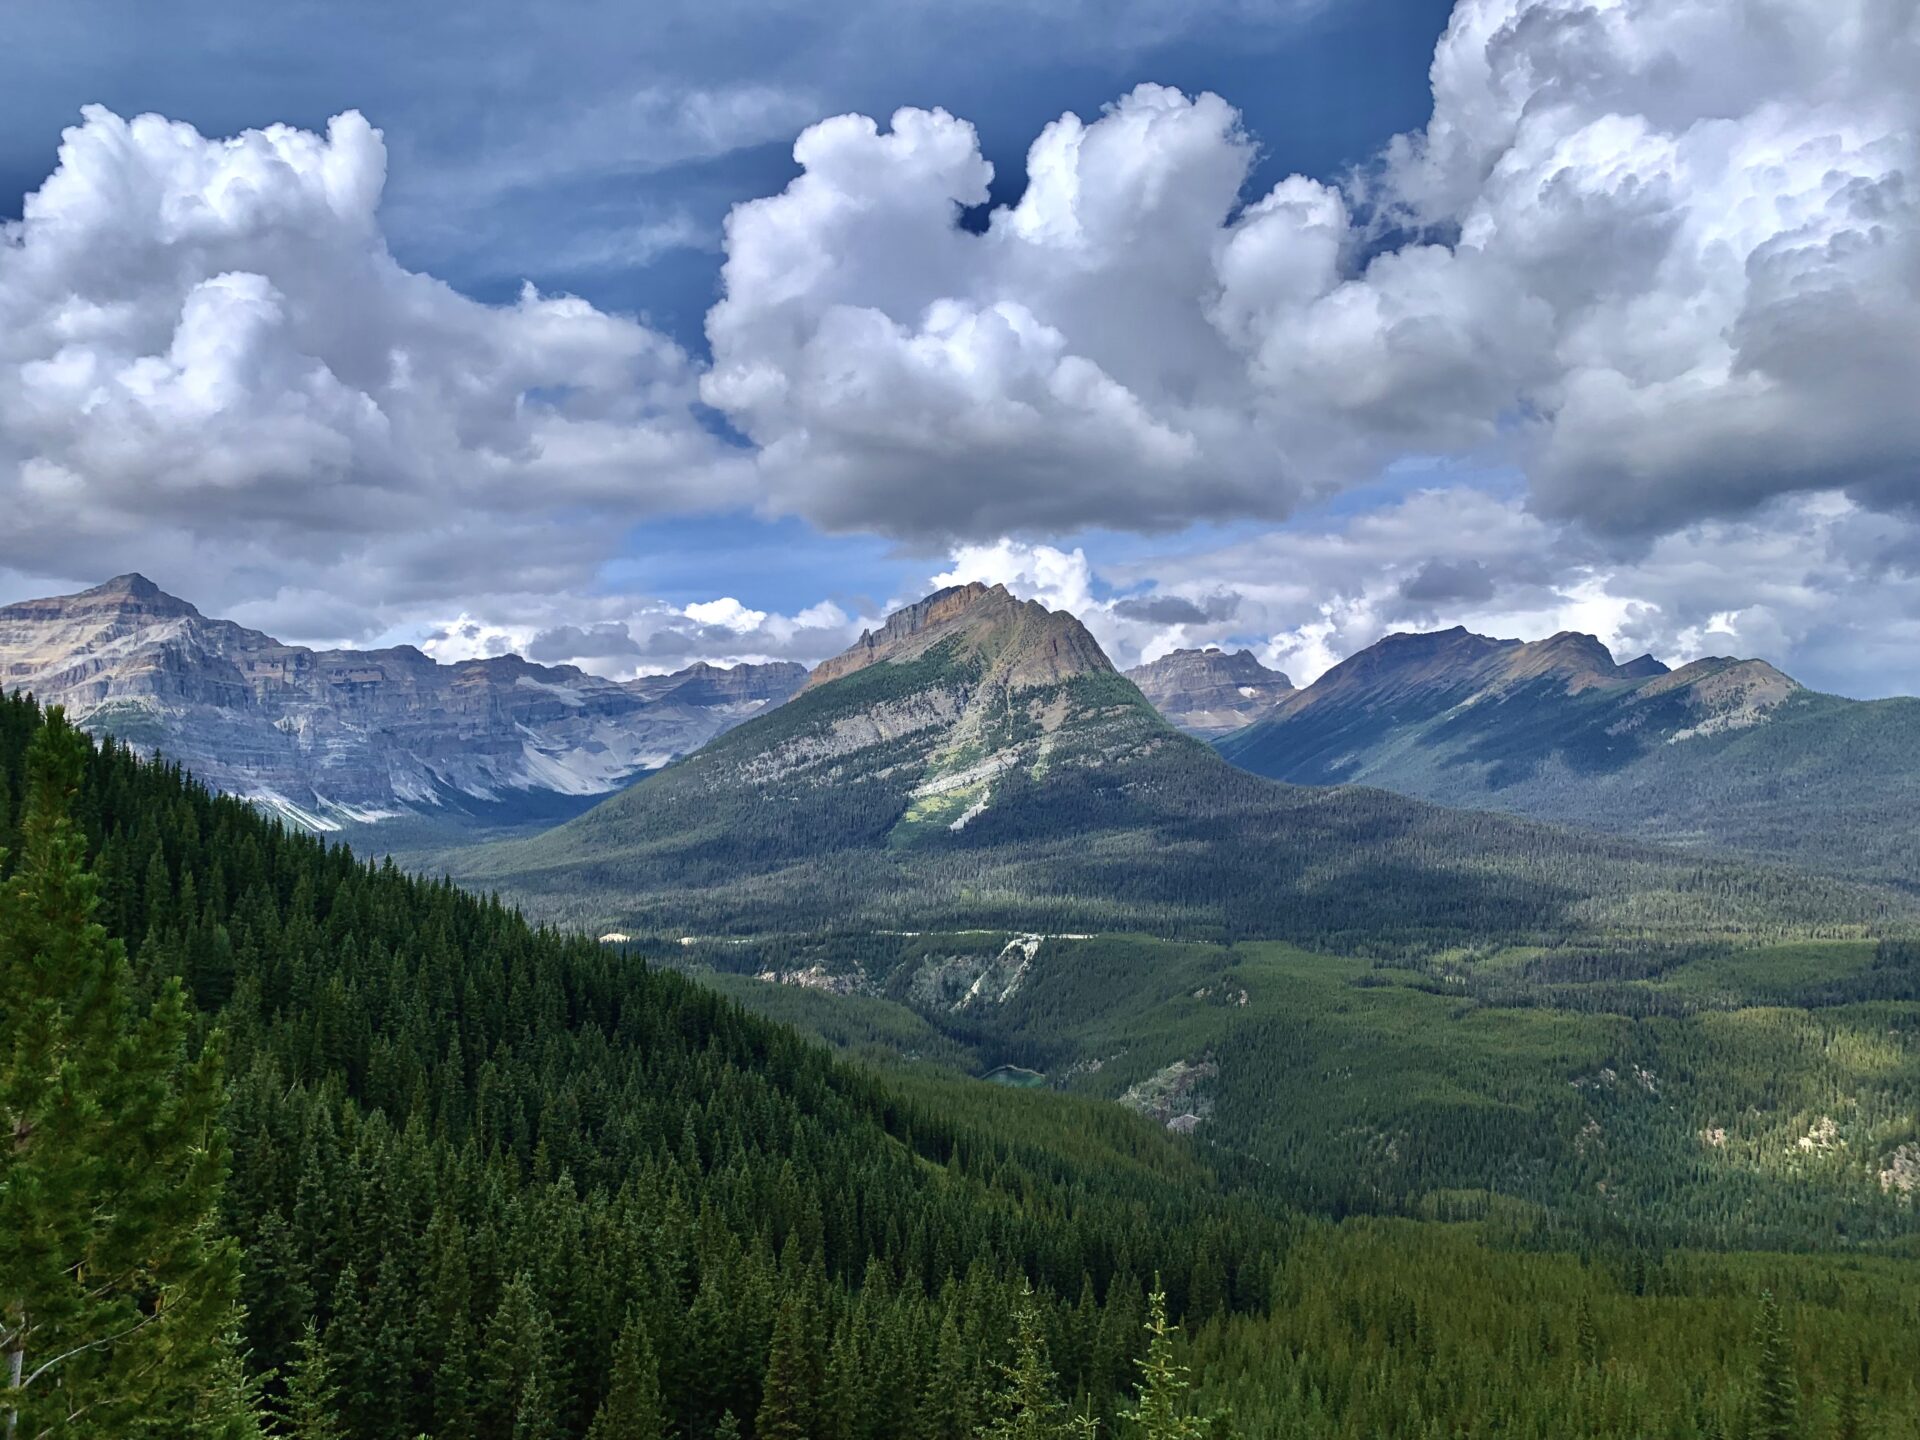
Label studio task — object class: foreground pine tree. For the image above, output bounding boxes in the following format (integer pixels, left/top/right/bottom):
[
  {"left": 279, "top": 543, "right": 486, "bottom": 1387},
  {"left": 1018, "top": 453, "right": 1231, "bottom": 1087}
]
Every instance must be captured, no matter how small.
[
  {"left": 1748, "top": 1291, "right": 1800, "bottom": 1440},
  {"left": 1120, "top": 1283, "right": 1229, "bottom": 1440},
  {"left": 0, "top": 710, "right": 252, "bottom": 1437},
  {"left": 976, "top": 1284, "right": 1091, "bottom": 1440}
]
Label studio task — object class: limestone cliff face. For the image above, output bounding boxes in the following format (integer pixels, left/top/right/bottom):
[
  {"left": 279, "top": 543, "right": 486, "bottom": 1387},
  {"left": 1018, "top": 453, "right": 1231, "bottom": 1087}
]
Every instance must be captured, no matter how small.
[
  {"left": 0, "top": 575, "right": 804, "bottom": 829},
  {"left": 1125, "top": 648, "right": 1293, "bottom": 737}
]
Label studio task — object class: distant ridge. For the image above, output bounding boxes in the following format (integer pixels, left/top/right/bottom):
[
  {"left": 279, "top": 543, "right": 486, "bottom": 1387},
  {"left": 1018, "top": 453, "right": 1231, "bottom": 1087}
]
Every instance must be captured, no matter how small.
[
  {"left": 1217, "top": 624, "right": 1920, "bottom": 887},
  {"left": 0, "top": 576, "right": 806, "bottom": 831}
]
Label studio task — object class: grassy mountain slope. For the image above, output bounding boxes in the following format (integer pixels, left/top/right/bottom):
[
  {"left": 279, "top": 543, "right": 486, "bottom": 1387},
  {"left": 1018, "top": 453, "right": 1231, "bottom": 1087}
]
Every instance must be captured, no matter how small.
[
  {"left": 450, "top": 589, "right": 1899, "bottom": 946},
  {"left": 1217, "top": 627, "right": 1920, "bottom": 887}
]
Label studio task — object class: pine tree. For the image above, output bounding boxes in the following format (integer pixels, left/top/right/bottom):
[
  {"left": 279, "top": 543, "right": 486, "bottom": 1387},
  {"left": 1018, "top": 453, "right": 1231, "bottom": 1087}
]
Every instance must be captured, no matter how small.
[
  {"left": 1748, "top": 1291, "right": 1799, "bottom": 1440},
  {"left": 481, "top": 1273, "right": 559, "bottom": 1440},
  {"left": 756, "top": 1293, "right": 823, "bottom": 1440},
  {"left": 280, "top": 1318, "right": 346, "bottom": 1440},
  {"left": 0, "top": 710, "right": 251, "bottom": 1439},
  {"left": 586, "top": 1310, "right": 665, "bottom": 1440},
  {"left": 978, "top": 1283, "right": 1078, "bottom": 1440},
  {"left": 1830, "top": 1380, "right": 1864, "bottom": 1440},
  {"left": 920, "top": 1308, "right": 975, "bottom": 1440},
  {"left": 1119, "top": 1283, "right": 1208, "bottom": 1440},
  {"left": 1574, "top": 1295, "right": 1600, "bottom": 1374}
]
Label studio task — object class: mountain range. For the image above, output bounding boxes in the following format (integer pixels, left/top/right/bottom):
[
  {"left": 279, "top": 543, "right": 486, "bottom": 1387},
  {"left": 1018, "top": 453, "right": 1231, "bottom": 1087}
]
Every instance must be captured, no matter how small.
[
  {"left": 447, "top": 581, "right": 1882, "bottom": 942},
  {"left": 0, "top": 574, "right": 804, "bottom": 831},
  {"left": 1215, "top": 625, "right": 1920, "bottom": 888},
  {"left": 10, "top": 571, "right": 1913, "bottom": 897}
]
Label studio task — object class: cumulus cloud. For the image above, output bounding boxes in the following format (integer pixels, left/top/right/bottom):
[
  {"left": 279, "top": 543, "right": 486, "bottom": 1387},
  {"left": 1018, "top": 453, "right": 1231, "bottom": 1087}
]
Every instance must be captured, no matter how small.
[
  {"left": 706, "top": 0, "right": 1920, "bottom": 542},
  {"left": 0, "top": 107, "right": 746, "bottom": 637},
  {"left": 418, "top": 591, "right": 872, "bottom": 678}
]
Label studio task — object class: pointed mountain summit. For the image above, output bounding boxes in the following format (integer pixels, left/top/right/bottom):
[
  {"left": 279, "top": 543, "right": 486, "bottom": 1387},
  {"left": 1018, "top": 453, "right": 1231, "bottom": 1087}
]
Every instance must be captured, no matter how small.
[
  {"left": 449, "top": 588, "right": 1855, "bottom": 942},
  {"left": 1126, "top": 647, "right": 1293, "bottom": 736},
  {"left": 807, "top": 582, "right": 1112, "bottom": 691},
  {"left": 87, "top": 572, "right": 173, "bottom": 601},
  {"left": 0, "top": 576, "right": 805, "bottom": 832}
]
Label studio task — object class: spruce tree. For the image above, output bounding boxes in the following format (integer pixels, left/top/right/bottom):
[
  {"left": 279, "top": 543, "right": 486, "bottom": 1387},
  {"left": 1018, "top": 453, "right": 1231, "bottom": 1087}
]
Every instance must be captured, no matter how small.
[
  {"left": 0, "top": 710, "right": 250, "bottom": 1439},
  {"left": 756, "top": 1293, "right": 822, "bottom": 1440},
  {"left": 977, "top": 1283, "right": 1080, "bottom": 1440},
  {"left": 1748, "top": 1291, "right": 1799, "bottom": 1440},
  {"left": 586, "top": 1310, "right": 665, "bottom": 1440},
  {"left": 1119, "top": 1283, "right": 1208, "bottom": 1440},
  {"left": 280, "top": 1319, "right": 346, "bottom": 1440},
  {"left": 1574, "top": 1295, "right": 1600, "bottom": 1374}
]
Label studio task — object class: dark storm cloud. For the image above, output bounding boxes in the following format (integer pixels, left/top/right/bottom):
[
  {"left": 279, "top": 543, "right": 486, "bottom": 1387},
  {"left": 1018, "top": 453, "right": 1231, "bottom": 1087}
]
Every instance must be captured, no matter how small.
[
  {"left": 1112, "top": 592, "right": 1241, "bottom": 624},
  {"left": 527, "top": 622, "right": 646, "bottom": 663},
  {"left": 1398, "top": 558, "right": 1495, "bottom": 606}
]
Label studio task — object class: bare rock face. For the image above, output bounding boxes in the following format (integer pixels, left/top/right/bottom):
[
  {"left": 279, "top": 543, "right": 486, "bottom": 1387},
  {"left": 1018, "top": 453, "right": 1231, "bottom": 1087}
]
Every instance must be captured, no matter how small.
[
  {"left": 805, "top": 582, "right": 1113, "bottom": 692},
  {"left": 1125, "top": 647, "right": 1293, "bottom": 737},
  {"left": 0, "top": 575, "right": 805, "bottom": 829}
]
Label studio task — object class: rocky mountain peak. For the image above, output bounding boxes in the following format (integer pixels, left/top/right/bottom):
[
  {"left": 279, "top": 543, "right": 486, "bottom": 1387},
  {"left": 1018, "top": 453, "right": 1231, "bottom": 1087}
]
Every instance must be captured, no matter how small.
[
  {"left": 1303, "top": 626, "right": 1518, "bottom": 700},
  {"left": 1619, "top": 653, "right": 1671, "bottom": 679},
  {"left": 6, "top": 572, "right": 200, "bottom": 626},
  {"left": 805, "top": 582, "right": 1110, "bottom": 692},
  {"left": 93, "top": 572, "right": 163, "bottom": 599},
  {"left": 1125, "top": 646, "right": 1294, "bottom": 737},
  {"left": 1491, "top": 631, "right": 1631, "bottom": 691}
]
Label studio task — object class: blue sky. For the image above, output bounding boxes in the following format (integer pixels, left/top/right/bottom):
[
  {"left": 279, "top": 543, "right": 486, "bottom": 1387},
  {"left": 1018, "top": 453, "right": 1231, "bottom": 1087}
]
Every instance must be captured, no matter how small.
[{"left": 2, "top": 0, "right": 1916, "bottom": 695}]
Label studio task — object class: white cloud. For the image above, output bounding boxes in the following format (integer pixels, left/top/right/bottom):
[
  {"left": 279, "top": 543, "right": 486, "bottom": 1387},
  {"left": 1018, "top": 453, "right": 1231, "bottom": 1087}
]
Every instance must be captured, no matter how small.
[
  {"left": 1008, "top": 485, "right": 1920, "bottom": 696},
  {"left": 705, "top": 0, "right": 1920, "bottom": 542},
  {"left": 0, "top": 107, "right": 747, "bottom": 637},
  {"left": 416, "top": 589, "right": 872, "bottom": 678}
]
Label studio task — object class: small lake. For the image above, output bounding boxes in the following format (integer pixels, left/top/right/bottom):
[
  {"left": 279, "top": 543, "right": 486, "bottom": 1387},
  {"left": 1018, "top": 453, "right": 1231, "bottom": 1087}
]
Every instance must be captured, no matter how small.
[{"left": 981, "top": 1064, "right": 1047, "bottom": 1088}]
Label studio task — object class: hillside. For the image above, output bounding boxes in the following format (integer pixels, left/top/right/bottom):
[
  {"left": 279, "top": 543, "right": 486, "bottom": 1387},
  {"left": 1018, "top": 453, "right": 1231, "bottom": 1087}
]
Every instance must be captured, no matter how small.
[
  {"left": 0, "top": 574, "right": 803, "bottom": 832},
  {"left": 449, "top": 585, "right": 1895, "bottom": 945},
  {"left": 1217, "top": 626, "right": 1920, "bottom": 887}
]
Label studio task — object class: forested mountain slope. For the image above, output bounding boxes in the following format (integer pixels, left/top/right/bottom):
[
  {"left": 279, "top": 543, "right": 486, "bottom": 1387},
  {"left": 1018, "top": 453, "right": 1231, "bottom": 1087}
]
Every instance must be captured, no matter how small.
[
  {"left": 693, "top": 927, "right": 1920, "bottom": 1251},
  {"left": 449, "top": 585, "right": 1898, "bottom": 945},
  {"left": 1217, "top": 626, "right": 1920, "bottom": 887},
  {"left": 6, "top": 690, "right": 1919, "bottom": 1439},
  {"left": 3, "top": 695, "right": 1920, "bottom": 1436}
]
